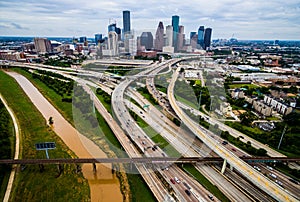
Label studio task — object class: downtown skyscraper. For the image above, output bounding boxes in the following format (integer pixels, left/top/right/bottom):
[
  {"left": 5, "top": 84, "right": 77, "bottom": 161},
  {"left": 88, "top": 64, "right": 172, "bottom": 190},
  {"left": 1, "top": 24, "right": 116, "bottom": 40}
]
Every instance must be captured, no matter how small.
[
  {"left": 204, "top": 28, "right": 212, "bottom": 50},
  {"left": 123, "top": 10, "right": 131, "bottom": 34},
  {"left": 154, "top": 22, "right": 164, "bottom": 51},
  {"left": 197, "top": 26, "right": 205, "bottom": 49},
  {"left": 172, "top": 15, "right": 179, "bottom": 51}
]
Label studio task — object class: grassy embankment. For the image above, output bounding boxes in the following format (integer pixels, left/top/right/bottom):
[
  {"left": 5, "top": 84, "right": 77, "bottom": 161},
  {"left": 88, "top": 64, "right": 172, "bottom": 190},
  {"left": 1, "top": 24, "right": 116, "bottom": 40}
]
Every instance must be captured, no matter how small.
[
  {"left": 0, "top": 99, "right": 14, "bottom": 201},
  {"left": 14, "top": 68, "right": 156, "bottom": 202},
  {"left": 0, "top": 70, "right": 90, "bottom": 201}
]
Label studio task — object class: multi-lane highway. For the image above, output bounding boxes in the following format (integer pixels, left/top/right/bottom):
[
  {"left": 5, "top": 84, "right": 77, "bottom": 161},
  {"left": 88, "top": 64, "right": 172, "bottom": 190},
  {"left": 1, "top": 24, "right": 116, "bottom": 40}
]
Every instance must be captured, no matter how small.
[
  {"left": 111, "top": 59, "right": 221, "bottom": 201},
  {"left": 168, "top": 67, "right": 298, "bottom": 202},
  {"left": 4, "top": 59, "right": 300, "bottom": 202}
]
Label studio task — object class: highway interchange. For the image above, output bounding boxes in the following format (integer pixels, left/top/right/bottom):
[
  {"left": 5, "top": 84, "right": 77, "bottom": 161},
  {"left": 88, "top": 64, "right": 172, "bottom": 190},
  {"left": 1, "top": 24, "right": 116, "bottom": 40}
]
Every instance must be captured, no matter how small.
[{"left": 4, "top": 58, "right": 300, "bottom": 202}]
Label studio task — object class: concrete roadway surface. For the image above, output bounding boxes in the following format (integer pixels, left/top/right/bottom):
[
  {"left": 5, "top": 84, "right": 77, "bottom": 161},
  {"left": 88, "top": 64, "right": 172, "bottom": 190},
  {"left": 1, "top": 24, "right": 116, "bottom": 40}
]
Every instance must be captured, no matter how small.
[
  {"left": 177, "top": 102, "right": 300, "bottom": 199},
  {"left": 81, "top": 80, "right": 173, "bottom": 201},
  {"left": 252, "top": 164, "right": 300, "bottom": 200},
  {"left": 139, "top": 68, "right": 276, "bottom": 201},
  {"left": 168, "top": 68, "right": 298, "bottom": 202},
  {"left": 111, "top": 59, "right": 218, "bottom": 201},
  {"left": 113, "top": 81, "right": 202, "bottom": 201},
  {"left": 125, "top": 90, "right": 274, "bottom": 202}
]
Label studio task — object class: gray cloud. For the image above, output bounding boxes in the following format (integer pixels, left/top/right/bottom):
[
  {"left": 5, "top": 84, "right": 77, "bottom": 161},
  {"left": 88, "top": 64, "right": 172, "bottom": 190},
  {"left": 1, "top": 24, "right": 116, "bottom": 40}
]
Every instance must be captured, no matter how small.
[{"left": 0, "top": 0, "right": 299, "bottom": 39}]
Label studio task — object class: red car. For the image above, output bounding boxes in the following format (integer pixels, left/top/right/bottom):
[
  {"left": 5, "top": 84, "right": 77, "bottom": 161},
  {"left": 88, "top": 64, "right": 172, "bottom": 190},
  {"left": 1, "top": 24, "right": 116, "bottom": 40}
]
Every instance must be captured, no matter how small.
[
  {"left": 231, "top": 148, "right": 236, "bottom": 152},
  {"left": 170, "top": 178, "right": 176, "bottom": 184}
]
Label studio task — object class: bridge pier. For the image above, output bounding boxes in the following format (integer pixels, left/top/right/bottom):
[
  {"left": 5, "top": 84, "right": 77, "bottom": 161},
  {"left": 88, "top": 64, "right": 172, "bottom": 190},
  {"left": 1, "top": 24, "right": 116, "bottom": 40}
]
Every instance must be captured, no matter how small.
[
  {"left": 92, "top": 163, "right": 96, "bottom": 173},
  {"left": 221, "top": 159, "right": 227, "bottom": 174},
  {"left": 57, "top": 164, "right": 62, "bottom": 173},
  {"left": 76, "top": 164, "right": 81, "bottom": 173},
  {"left": 230, "top": 164, "right": 233, "bottom": 171}
]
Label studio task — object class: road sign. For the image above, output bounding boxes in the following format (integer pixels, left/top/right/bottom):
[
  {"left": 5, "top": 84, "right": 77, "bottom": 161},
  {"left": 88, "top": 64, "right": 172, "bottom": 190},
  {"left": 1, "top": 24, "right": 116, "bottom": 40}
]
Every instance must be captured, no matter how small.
[
  {"left": 35, "top": 142, "right": 56, "bottom": 150},
  {"left": 35, "top": 142, "right": 56, "bottom": 159}
]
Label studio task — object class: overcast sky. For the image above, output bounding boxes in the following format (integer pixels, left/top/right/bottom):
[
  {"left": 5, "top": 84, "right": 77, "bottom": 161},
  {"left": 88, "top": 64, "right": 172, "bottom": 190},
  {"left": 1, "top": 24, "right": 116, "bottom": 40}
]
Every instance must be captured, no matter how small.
[{"left": 0, "top": 0, "right": 299, "bottom": 40}]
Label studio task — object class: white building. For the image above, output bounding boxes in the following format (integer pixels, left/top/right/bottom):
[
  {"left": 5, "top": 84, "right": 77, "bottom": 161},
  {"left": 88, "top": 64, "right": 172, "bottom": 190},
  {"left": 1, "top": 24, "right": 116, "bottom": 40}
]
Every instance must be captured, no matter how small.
[{"left": 165, "top": 25, "right": 173, "bottom": 47}]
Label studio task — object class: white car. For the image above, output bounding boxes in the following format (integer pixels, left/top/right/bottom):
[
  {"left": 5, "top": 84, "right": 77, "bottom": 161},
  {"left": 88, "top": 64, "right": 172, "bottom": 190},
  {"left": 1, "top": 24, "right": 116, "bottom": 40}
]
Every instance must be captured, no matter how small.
[
  {"left": 253, "top": 166, "right": 261, "bottom": 171},
  {"left": 174, "top": 177, "right": 181, "bottom": 183}
]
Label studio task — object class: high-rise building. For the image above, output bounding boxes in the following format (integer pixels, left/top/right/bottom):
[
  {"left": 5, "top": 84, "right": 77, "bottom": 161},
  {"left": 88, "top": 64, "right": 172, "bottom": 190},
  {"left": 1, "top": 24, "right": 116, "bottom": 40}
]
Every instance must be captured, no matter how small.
[
  {"left": 108, "top": 31, "right": 118, "bottom": 56},
  {"left": 190, "top": 32, "right": 196, "bottom": 41},
  {"left": 79, "top": 36, "right": 87, "bottom": 43},
  {"left": 128, "top": 38, "right": 137, "bottom": 56},
  {"left": 177, "top": 25, "right": 185, "bottom": 51},
  {"left": 204, "top": 28, "right": 212, "bottom": 50},
  {"left": 95, "top": 34, "right": 103, "bottom": 45},
  {"left": 108, "top": 23, "right": 121, "bottom": 41},
  {"left": 140, "top": 32, "right": 153, "bottom": 50},
  {"left": 123, "top": 10, "right": 131, "bottom": 34},
  {"left": 34, "top": 37, "right": 52, "bottom": 54},
  {"left": 172, "top": 15, "right": 179, "bottom": 51},
  {"left": 154, "top": 22, "right": 164, "bottom": 51},
  {"left": 190, "top": 33, "right": 198, "bottom": 49},
  {"left": 165, "top": 25, "right": 173, "bottom": 47},
  {"left": 197, "top": 26, "right": 205, "bottom": 49}
]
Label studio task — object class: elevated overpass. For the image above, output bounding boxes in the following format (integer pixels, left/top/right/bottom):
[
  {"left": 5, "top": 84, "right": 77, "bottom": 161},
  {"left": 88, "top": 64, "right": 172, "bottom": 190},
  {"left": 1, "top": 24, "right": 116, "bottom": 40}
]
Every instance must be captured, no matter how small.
[
  {"left": 0, "top": 157, "right": 298, "bottom": 165},
  {"left": 167, "top": 67, "right": 298, "bottom": 202}
]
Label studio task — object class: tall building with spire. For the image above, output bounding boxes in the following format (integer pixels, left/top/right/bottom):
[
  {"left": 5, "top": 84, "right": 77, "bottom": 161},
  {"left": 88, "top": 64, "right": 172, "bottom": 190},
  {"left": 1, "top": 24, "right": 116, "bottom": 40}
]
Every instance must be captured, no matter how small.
[
  {"left": 154, "top": 21, "right": 164, "bottom": 51},
  {"left": 172, "top": 15, "right": 179, "bottom": 51},
  {"left": 123, "top": 10, "right": 131, "bottom": 34}
]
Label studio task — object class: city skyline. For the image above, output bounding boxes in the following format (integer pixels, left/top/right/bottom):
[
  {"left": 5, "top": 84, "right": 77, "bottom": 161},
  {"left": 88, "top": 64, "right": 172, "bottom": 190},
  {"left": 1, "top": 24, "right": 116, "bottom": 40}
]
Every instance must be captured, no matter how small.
[{"left": 0, "top": 0, "right": 299, "bottom": 40}]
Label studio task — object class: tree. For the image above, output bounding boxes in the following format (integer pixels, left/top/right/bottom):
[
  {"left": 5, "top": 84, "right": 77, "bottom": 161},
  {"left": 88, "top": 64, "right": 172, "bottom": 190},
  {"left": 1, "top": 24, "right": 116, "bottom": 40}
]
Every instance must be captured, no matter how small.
[
  {"left": 240, "top": 111, "right": 255, "bottom": 126},
  {"left": 283, "top": 111, "right": 300, "bottom": 126},
  {"left": 256, "top": 148, "right": 267, "bottom": 156}
]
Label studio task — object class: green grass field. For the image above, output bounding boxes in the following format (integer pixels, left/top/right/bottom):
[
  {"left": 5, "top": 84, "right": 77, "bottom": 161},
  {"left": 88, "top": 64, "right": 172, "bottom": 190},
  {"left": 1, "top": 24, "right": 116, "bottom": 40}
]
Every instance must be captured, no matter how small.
[
  {"left": 0, "top": 99, "right": 14, "bottom": 201},
  {"left": 0, "top": 70, "right": 90, "bottom": 201}
]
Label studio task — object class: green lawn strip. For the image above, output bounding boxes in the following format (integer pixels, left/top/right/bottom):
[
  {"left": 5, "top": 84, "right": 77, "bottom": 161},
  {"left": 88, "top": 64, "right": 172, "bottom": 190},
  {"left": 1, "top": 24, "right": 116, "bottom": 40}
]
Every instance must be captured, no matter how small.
[
  {"left": 12, "top": 68, "right": 74, "bottom": 124},
  {"left": 0, "top": 70, "right": 90, "bottom": 201},
  {"left": 175, "top": 95, "right": 198, "bottom": 109},
  {"left": 0, "top": 99, "right": 15, "bottom": 201},
  {"left": 229, "top": 84, "right": 257, "bottom": 89},
  {"left": 126, "top": 168, "right": 157, "bottom": 202},
  {"left": 137, "top": 87, "right": 158, "bottom": 106},
  {"left": 182, "top": 164, "right": 230, "bottom": 202},
  {"left": 195, "top": 80, "right": 202, "bottom": 86},
  {"left": 95, "top": 88, "right": 112, "bottom": 114}
]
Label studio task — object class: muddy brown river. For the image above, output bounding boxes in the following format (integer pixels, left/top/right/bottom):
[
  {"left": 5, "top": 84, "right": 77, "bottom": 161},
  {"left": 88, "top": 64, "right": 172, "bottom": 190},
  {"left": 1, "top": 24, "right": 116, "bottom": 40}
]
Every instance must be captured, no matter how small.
[{"left": 7, "top": 72, "right": 122, "bottom": 202}]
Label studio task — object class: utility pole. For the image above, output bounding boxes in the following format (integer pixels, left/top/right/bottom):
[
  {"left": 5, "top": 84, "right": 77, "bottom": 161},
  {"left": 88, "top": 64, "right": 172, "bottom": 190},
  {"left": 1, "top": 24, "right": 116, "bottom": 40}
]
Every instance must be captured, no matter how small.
[
  {"left": 277, "top": 125, "right": 287, "bottom": 150},
  {"left": 198, "top": 91, "right": 202, "bottom": 110}
]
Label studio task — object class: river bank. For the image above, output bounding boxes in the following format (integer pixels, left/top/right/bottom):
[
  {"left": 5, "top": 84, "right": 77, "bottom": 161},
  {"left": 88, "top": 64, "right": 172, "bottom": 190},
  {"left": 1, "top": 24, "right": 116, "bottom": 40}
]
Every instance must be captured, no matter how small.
[{"left": 4, "top": 71, "right": 122, "bottom": 202}]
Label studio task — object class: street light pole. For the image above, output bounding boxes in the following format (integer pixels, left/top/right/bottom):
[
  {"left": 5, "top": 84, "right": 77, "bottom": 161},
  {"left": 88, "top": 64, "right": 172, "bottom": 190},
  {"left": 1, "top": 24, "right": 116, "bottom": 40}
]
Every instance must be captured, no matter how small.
[
  {"left": 277, "top": 124, "right": 287, "bottom": 150},
  {"left": 198, "top": 91, "right": 202, "bottom": 110}
]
